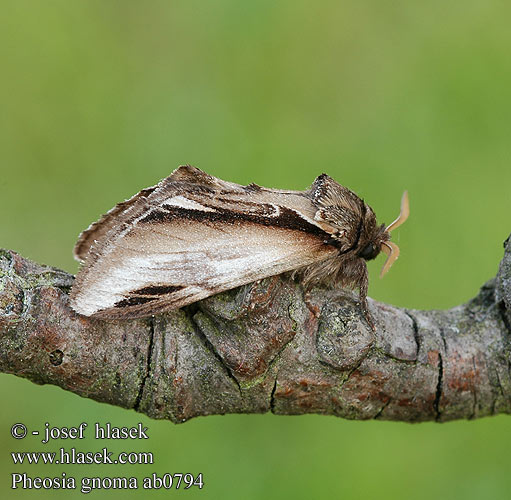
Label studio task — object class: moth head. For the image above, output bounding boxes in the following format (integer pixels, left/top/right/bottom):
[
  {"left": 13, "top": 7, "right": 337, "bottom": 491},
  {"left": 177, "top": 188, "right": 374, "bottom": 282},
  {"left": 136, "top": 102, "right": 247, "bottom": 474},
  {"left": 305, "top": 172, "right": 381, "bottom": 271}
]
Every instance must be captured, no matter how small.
[
  {"left": 356, "top": 206, "right": 387, "bottom": 262},
  {"left": 378, "top": 191, "right": 409, "bottom": 278},
  {"left": 358, "top": 240, "right": 381, "bottom": 261},
  {"left": 357, "top": 191, "right": 409, "bottom": 278},
  {"left": 310, "top": 176, "right": 408, "bottom": 276}
]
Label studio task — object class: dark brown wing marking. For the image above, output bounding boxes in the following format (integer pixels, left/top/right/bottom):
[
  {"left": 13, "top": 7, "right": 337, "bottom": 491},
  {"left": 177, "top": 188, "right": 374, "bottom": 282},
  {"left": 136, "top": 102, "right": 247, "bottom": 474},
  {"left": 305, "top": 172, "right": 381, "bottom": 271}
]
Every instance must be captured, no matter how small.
[{"left": 140, "top": 205, "right": 329, "bottom": 238}]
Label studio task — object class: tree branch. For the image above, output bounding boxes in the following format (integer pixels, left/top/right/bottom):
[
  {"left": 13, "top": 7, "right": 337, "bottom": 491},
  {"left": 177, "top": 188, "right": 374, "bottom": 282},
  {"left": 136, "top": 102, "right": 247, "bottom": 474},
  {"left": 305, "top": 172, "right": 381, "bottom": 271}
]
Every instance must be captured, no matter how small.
[{"left": 1, "top": 236, "right": 510, "bottom": 423}]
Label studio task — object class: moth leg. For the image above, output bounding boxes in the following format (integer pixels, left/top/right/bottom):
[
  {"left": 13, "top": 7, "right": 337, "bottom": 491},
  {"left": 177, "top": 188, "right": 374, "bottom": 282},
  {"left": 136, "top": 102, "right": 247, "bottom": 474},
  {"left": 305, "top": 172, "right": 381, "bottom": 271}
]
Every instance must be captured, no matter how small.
[{"left": 357, "top": 264, "right": 376, "bottom": 331}]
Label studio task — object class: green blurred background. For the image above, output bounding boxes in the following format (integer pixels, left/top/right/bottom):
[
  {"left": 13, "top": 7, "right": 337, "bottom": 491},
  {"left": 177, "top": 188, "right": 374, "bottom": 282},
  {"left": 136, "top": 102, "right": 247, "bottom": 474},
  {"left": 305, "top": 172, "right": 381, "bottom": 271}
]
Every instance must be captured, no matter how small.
[{"left": 1, "top": 1, "right": 511, "bottom": 498}]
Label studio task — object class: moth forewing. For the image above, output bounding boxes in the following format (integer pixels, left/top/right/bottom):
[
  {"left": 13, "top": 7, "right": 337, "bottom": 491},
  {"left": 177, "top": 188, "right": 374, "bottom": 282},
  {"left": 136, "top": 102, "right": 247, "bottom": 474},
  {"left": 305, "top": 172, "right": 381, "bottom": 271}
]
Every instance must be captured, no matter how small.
[
  {"left": 70, "top": 165, "right": 408, "bottom": 329},
  {"left": 70, "top": 168, "right": 339, "bottom": 319},
  {"left": 72, "top": 227, "right": 336, "bottom": 319},
  {"left": 73, "top": 185, "right": 159, "bottom": 263}
]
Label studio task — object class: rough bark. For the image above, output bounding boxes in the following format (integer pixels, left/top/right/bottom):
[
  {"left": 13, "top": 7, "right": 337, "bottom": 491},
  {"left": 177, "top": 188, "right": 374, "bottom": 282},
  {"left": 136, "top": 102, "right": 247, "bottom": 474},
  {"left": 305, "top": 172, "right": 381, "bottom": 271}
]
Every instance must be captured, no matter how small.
[{"left": 1, "top": 237, "right": 510, "bottom": 423}]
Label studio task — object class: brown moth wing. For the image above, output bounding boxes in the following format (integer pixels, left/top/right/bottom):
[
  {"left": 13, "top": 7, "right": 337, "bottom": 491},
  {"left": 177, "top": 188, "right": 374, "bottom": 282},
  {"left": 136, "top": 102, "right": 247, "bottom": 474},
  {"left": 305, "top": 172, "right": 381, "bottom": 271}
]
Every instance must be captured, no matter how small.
[
  {"left": 70, "top": 166, "right": 341, "bottom": 319},
  {"left": 74, "top": 165, "right": 315, "bottom": 262},
  {"left": 74, "top": 166, "right": 224, "bottom": 263},
  {"left": 74, "top": 185, "right": 158, "bottom": 263},
  {"left": 71, "top": 220, "right": 337, "bottom": 319}
]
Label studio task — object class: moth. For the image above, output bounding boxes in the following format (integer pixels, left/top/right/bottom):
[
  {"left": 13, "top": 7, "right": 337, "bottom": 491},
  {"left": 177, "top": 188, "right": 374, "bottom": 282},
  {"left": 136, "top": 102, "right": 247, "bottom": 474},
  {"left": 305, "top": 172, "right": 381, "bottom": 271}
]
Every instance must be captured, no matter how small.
[{"left": 70, "top": 166, "right": 409, "bottom": 329}]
